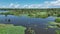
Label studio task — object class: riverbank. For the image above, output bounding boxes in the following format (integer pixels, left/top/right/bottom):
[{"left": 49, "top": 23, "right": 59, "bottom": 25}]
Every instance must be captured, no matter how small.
[{"left": 0, "top": 24, "right": 26, "bottom": 34}]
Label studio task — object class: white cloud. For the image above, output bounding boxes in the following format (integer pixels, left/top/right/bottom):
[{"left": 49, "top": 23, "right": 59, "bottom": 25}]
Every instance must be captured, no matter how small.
[
  {"left": 22, "top": 4, "right": 42, "bottom": 8},
  {"left": 14, "top": 4, "right": 20, "bottom": 8},
  {"left": 18, "top": 0, "right": 60, "bottom": 8},
  {"left": 9, "top": 3, "right": 14, "bottom": 7},
  {"left": 0, "top": 0, "right": 60, "bottom": 8},
  {"left": 45, "top": 0, "right": 60, "bottom": 6},
  {"left": 21, "top": 0, "right": 60, "bottom": 8},
  {"left": 9, "top": 3, "right": 20, "bottom": 8}
]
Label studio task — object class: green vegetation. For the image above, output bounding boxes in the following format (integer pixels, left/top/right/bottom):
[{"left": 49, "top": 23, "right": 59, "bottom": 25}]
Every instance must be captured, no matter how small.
[
  {"left": 48, "top": 17, "right": 60, "bottom": 34},
  {"left": 37, "top": 12, "right": 48, "bottom": 18},
  {"left": 56, "top": 30, "right": 60, "bottom": 34},
  {"left": 0, "top": 9, "right": 60, "bottom": 18},
  {"left": 26, "top": 27, "right": 36, "bottom": 34},
  {"left": 0, "top": 24, "right": 26, "bottom": 34},
  {"left": 48, "top": 18, "right": 60, "bottom": 34},
  {"left": 48, "top": 22, "right": 59, "bottom": 28},
  {"left": 28, "top": 12, "right": 48, "bottom": 18},
  {"left": 48, "top": 17, "right": 60, "bottom": 28},
  {"left": 0, "top": 9, "right": 60, "bottom": 34},
  {"left": 55, "top": 17, "right": 60, "bottom": 23}
]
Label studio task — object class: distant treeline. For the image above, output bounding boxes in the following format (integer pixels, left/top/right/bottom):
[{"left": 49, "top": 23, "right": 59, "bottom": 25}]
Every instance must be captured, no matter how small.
[
  {"left": 0, "top": 8, "right": 60, "bottom": 18},
  {"left": 0, "top": 8, "right": 60, "bottom": 11}
]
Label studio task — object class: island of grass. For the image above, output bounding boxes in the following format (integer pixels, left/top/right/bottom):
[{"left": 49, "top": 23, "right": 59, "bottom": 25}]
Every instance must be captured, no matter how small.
[
  {"left": 56, "top": 30, "right": 60, "bottom": 34},
  {"left": 0, "top": 24, "right": 26, "bottom": 34},
  {"left": 0, "top": 9, "right": 60, "bottom": 18}
]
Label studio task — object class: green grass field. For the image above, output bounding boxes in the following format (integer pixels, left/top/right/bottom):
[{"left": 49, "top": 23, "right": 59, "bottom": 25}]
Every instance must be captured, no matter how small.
[
  {"left": 0, "top": 24, "right": 26, "bottom": 34},
  {"left": 56, "top": 30, "right": 60, "bottom": 34}
]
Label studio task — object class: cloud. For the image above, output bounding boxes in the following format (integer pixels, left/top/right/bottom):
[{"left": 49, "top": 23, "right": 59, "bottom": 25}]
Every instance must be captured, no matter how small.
[
  {"left": 0, "top": 0, "right": 60, "bottom": 8},
  {"left": 16, "top": 0, "right": 60, "bottom": 8},
  {"left": 9, "top": 3, "right": 14, "bottom": 7},
  {"left": 44, "top": 0, "right": 60, "bottom": 7},
  {"left": 22, "top": 4, "right": 41, "bottom": 8},
  {"left": 21, "top": 3, "right": 50, "bottom": 8},
  {"left": 9, "top": 3, "right": 20, "bottom": 8}
]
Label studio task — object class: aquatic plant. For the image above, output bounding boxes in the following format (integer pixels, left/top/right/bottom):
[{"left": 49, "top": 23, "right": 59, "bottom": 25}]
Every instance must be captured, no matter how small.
[
  {"left": 28, "top": 12, "right": 48, "bottom": 18},
  {"left": 48, "top": 22, "right": 60, "bottom": 28},
  {"left": 25, "top": 27, "right": 36, "bottom": 34},
  {"left": 55, "top": 17, "right": 60, "bottom": 23},
  {"left": 48, "top": 22, "right": 57, "bottom": 28},
  {"left": 56, "top": 30, "right": 60, "bottom": 34}
]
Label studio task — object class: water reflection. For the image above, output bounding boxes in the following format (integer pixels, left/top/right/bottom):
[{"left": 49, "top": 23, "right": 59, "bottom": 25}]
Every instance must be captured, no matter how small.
[
  {"left": 8, "top": 19, "right": 11, "bottom": 22},
  {"left": 0, "top": 15, "right": 56, "bottom": 34}
]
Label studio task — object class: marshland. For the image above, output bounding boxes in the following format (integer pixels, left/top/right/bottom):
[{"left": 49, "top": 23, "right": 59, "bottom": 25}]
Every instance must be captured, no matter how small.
[{"left": 0, "top": 8, "right": 60, "bottom": 34}]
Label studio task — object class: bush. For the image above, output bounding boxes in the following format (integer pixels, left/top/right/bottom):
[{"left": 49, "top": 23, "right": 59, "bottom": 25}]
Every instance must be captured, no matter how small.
[
  {"left": 55, "top": 17, "right": 60, "bottom": 23},
  {"left": 38, "top": 12, "right": 48, "bottom": 18}
]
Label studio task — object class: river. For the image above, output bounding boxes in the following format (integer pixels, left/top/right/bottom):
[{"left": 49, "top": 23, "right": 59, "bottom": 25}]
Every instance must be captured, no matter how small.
[{"left": 0, "top": 14, "right": 56, "bottom": 34}]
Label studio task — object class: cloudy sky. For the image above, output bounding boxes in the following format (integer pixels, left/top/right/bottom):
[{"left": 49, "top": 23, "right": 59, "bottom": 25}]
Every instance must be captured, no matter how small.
[{"left": 0, "top": 0, "right": 60, "bottom": 8}]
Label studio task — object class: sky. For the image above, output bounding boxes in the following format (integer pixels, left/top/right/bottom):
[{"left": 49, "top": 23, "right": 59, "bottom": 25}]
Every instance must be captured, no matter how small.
[{"left": 0, "top": 0, "right": 60, "bottom": 8}]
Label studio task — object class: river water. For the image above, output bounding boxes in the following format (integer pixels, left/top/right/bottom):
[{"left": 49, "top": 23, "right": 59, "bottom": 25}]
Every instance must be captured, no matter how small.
[{"left": 0, "top": 14, "right": 56, "bottom": 34}]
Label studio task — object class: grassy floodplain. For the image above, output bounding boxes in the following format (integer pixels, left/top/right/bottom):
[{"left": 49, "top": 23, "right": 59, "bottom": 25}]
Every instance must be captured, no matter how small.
[
  {"left": 0, "top": 24, "right": 26, "bottom": 34},
  {"left": 0, "top": 8, "right": 60, "bottom": 34},
  {"left": 49, "top": 17, "right": 60, "bottom": 34},
  {"left": 0, "top": 8, "right": 60, "bottom": 18},
  {"left": 56, "top": 30, "right": 60, "bottom": 34}
]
